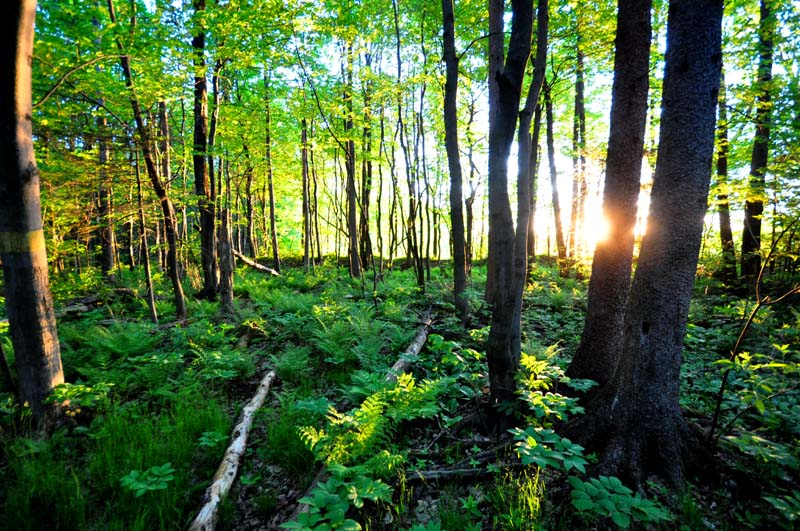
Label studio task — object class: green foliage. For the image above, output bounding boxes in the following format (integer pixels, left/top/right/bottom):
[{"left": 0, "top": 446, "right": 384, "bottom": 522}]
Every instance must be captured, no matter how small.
[
  {"left": 568, "top": 476, "right": 671, "bottom": 529},
  {"left": 512, "top": 427, "right": 588, "bottom": 474},
  {"left": 489, "top": 469, "right": 545, "bottom": 531},
  {"left": 282, "top": 464, "right": 393, "bottom": 531},
  {"left": 120, "top": 462, "right": 176, "bottom": 497},
  {"left": 764, "top": 489, "right": 800, "bottom": 527}
]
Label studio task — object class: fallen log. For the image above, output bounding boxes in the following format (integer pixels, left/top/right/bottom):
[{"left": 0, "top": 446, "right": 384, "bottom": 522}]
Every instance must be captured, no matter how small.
[
  {"left": 286, "top": 313, "right": 434, "bottom": 525},
  {"left": 189, "top": 371, "right": 277, "bottom": 531},
  {"left": 233, "top": 250, "right": 280, "bottom": 276},
  {"left": 385, "top": 311, "right": 433, "bottom": 383}
]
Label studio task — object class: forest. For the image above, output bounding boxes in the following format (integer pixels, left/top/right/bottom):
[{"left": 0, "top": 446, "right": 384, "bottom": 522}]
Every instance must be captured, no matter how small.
[{"left": 1, "top": 0, "right": 799, "bottom": 529}]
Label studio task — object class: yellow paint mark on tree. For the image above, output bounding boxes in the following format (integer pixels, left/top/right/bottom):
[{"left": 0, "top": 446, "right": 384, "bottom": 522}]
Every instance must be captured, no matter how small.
[{"left": 0, "top": 230, "right": 46, "bottom": 254}]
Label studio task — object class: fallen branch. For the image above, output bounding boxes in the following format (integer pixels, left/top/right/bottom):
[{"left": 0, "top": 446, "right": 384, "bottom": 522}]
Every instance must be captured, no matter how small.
[
  {"left": 385, "top": 310, "right": 433, "bottom": 383},
  {"left": 189, "top": 371, "right": 276, "bottom": 531},
  {"left": 286, "top": 313, "right": 434, "bottom": 525},
  {"left": 233, "top": 250, "right": 280, "bottom": 276},
  {"left": 408, "top": 462, "right": 523, "bottom": 483}
]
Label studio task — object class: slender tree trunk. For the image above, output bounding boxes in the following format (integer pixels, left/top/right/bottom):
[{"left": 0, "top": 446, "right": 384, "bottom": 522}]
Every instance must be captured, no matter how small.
[
  {"left": 310, "top": 121, "right": 323, "bottom": 262},
  {"left": 442, "top": 0, "right": 468, "bottom": 321},
  {"left": 566, "top": 0, "right": 651, "bottom": 388},
  {"left": 360, "top": 54, "right": 374, "bottom": 270},
  {"left": 97, "top": 115, "right": 116, "bottom": 280},
  {"left": 134, "top": 149, "right": 158, "bottom": 324},
  {"left": 716, "top": 71, "right": 737, "bottom": 283},
  {"left": 108, "top": 0, "right": 186, "bottom": 320},
  {"left": 563, "top": 0, "right": 723, "bottom": 487},
  {"left": 527, "top": 103, "right": 543, "bottom": 263},
  {"left": 0, "top": 0, "right": 64, "bottom": 419},
  {"left": 544, "top": 80, "right": 567, "bottom": 274},
  {"left": 570, "top": 44, "right": 587, "bottom": 258},
  {"left": 218, "top": 157, "right": 234, "bottom": 313},
  {"left": 740, "top": 0, "right": 774, "bottom": 283},
  {"left": 486, "top": 0, "right": 533, "bottom": 410},
  {"left": 241, "top": 142, "right": 257, "bottom": 259},
  {"left": 344, "top": 42, "right": 361, "bottom": 278},
  {"left": 264, "top": 73, "right": 281, "bottom": 273},
  {"left": 192, "top": 0, "right": 217, "bottom": 299},
  {"left": 302, "top": 118, "right": 311, "bottom": 270}
]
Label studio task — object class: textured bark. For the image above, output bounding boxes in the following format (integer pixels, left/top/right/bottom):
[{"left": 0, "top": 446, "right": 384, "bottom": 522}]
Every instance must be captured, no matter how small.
[
  {"left": 741, "top": 0, "right": 774, "bottom": 282},
  {"left": 264, "top": 74, "right": 280, "bottom": 273},
  {"left": 0, "top": 0, "right": 65, "bottom": 419},
  {"left": 569, "top": 44, "right": 587, "bottom": 258},
  {"left": 567, "top": 0, "right": 651, "bottom": 389},
  {"left": 242, "top": 143, "right": 257, "bottom": 259},
  {"left": 134, "top": 150, "right": 158, "bottom": 324},
  {"left": 193, "top": 0, "right": 217, "bottom": 299},
  {"left": 716, "top": 72, "right": 737, "bottom": 284},
  {"left": 513, "top": 0, "right": 548, "bottom": 345},
  {"left": 544, "top": 81, "right": 567, "bottom": 273},
  {"left": 441, "top": 0, "right": 468, "bottom": 321},
  {"left": 484, "top": 0, "right": 505, "bottom": 306},
  {"left": 563, "top": 0, "right": 723, "bottom": 487},
  {"left": 359, "top": 57, "right": 374, "bottom": 270},
  {"left": 527, "top": 103, "right": 543, "bottom": 263},
  {"left": 108, "top": 0, "right": 186, "bottom": 320},
  {"left": 344, "top": 42, "right": 361, "bottom": 279},
  {"left": 218, "top": 159, "right": 234, "bottom": 314},
  {"left": 97, "top": 115, "right": 116, "bottom": 279},
  {"left": 486, "top": 0, "right": 533, "bottom": 409},
  {"left": 301, "top": 118, "right": 311, "bottom": 270}
]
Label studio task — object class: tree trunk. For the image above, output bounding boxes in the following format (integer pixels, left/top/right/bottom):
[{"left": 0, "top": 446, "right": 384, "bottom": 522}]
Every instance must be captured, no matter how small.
[
  {"left": 716, "top": 71, "right": 737, "bottom": 284},
  {"left": 242, "top": 142, "right": 257, "bottom": 259},
  {"left": 566, "top": 0, "right": 652, "bottom": 389},
  {"left": 218, "top": 157, "right": 234, "bottom": 313},
  {"left": 569, "top": 43, "right": 587, "bottom": 258},
  {"left": 134, "top": 149, "right": 158, "bottom": 324},
  {"left": 486, "top": 0, "right": 533, "bottom": 410},
  {"left": 97, "top": 115, "right": 116, "bottom": 280},
  {"left": 264, "top": 73, "right": 281, "bottom": 273},
  {"left": 360, "top": 55, "right": 374, "bottom": 270},
  {"left": 344, "top": 42, "right": 361, "bottom": 278},
  {"left": 193, "top": 0, "right": 217, "bottom": 300},
  {"left": 527, "top": 103, "right": 543, "bottom": 264},
  {"left": 563, "top": 0, "right": 723, "bottom": 487},
  {"left": 302, "top": 118, "right": 311, "bottom": 270},
  {"left": 442, "top": 0, "right": 468, "bottom": 321},
  {"left": 544, "top": 80, "right": 567, "bottom": 274},
  {"left": 740, "top": 0, "right": 774, "bottom": 283},
  {"left": 0, "top": 0, "right": 64, "bottom": 419},
  {"left": 108, "top": 0, "right": 186, "bottom": 320}
]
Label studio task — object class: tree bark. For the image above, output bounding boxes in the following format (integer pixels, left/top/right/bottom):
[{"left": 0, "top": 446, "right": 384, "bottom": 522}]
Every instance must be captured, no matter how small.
[
  {"left": 242, "top": 142, "right": 257, "bottom": 259},
  {"left": 544, "top": 80, "right": 567, "bottom": 274},
  {"left": 301, "top": 117, "right": 311, "bottom": 270},
  {"left": 193, "top": 0, "right": 217, "bottom": 300},
  {"left": 569, "top": 43, "right": 587, "bottom": 258},
  {"left": 264, "top": 73, "right": 281, "bottom": 273},
  {"left": 716, "top": 71, "right": 737, "bottom": 284},
  {"left": 566, "top": 0, "right": 652, "bottom": 389},
  {"left": 218, "top": 157, "right": 234, "bottom": 313},
  {"left": 0, "top": 0, "right": 65, "bottom": 419},
  {"left": 485, "top": 0, "right": 533, "bottom": 410},
  {"left": 563, "top": 0, "right": 723, "bottom": 487},
  {"left": 740, "top": 0, "right": 774, "bottom": 283},
  {"left": 344, "top": 42, "right": 361, "bottom": 278},
  {"left": 134, "top": 148, "right": 158, "bottom": 324},
  {"left": 441, "top": 0, "right": 468, "bottom": 322},
  {"left": 97, "top": 115, "right": 116, "bottom": 280},
  {"left": 107, "top": 0, "right": 187, "bottom": 320}
]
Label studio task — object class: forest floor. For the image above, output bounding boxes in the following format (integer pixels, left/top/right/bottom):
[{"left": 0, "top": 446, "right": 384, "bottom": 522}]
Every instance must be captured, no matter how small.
[{"left": 1, "top": 259, "right": 798, "bottom": 530}]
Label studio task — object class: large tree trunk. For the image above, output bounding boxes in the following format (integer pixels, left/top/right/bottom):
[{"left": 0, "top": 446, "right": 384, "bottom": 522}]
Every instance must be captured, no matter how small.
[
  {"left": 544, "top": 80, "right": 567, "bottom": 274},
  {"left": 0, "top": 0, "right": 65, "bottom": 419},
  {"left": 193, "top": 0, "right": 217, "bottom": 300},
  {"left": 485, "top": 0, "right": 533, "bottom": 410},
  {"left": 108, "top": 0, "right": 186, "bottom": 320},
  {"left": 716, "top": 72, "right": 737, "bottom": 284},
  {"left": 740, "top": 0, "right": 774, "bottom": 283},
  {"left": 563, "top": 0, "right": 723, "bottom": 488},
  {"left": 134, "top": 149, "right": 158, "bottom": 324},
  {"left": 218, "top": 158, "right": 234, "bottom": 313},
  {"left": 441, "top": 0, "right": 468, "bottom": 322},
  {"left": 566, "top": 0, "right": 652, "bottom": 389}
]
